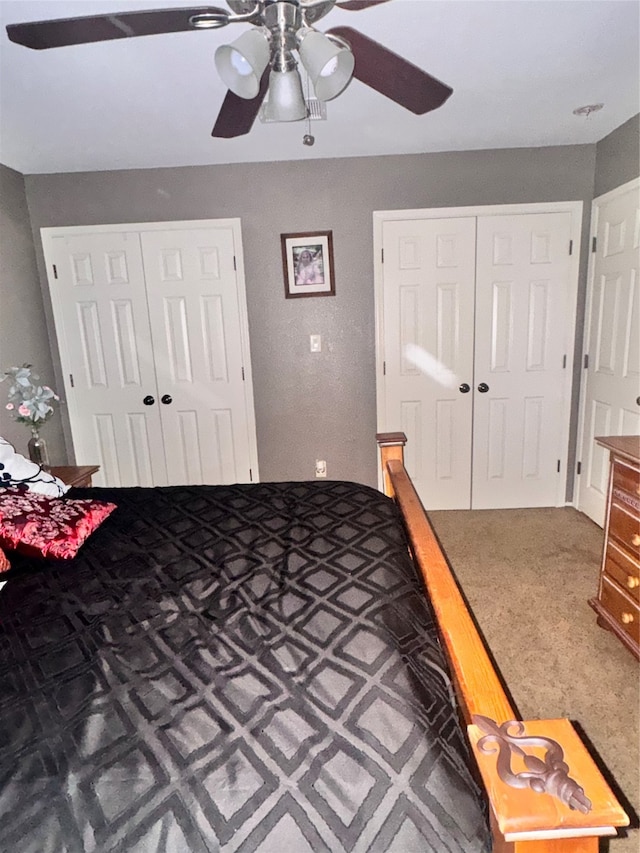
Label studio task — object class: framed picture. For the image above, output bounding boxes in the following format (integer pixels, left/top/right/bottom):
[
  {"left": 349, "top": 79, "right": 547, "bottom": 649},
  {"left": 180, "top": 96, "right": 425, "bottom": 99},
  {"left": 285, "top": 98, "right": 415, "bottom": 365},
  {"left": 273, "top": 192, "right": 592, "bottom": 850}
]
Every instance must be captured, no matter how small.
[{"left": 281, "top": 231, "right": 335, "bottom": 298}]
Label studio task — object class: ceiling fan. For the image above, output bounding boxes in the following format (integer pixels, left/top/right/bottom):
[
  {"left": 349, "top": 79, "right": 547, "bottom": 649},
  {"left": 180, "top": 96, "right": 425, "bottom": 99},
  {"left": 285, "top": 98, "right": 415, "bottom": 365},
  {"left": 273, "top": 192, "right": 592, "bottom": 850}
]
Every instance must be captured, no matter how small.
[{"left": 6, "top": 0, "right": 453, "bottom": 140}]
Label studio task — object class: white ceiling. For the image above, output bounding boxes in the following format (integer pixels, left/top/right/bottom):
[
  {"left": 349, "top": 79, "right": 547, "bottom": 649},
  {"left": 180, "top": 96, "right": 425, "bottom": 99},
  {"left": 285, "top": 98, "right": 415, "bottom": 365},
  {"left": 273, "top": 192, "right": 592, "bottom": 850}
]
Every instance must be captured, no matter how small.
[{"left": 0, "top": 0, "right": 638, "bottom": 175}]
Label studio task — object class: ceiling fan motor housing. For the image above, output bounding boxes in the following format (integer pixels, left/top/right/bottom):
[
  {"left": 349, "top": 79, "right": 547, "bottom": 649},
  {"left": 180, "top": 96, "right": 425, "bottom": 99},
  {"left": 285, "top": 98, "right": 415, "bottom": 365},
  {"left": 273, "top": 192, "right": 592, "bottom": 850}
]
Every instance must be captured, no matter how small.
[{"left": 263, "top": 1, "right": 302, "bottom": 70}]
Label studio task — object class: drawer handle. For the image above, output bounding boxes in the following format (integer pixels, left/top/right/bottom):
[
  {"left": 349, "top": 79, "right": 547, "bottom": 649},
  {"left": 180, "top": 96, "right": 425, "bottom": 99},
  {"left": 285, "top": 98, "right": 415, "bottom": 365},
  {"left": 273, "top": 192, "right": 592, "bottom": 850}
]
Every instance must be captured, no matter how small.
[
  {"left": 631, "top": 534, "right": 640, "bottom": 547},
  {"left": 627, "top": 576, "right": 640, "bottom": 590},
  {"left": 621, "top": 612, "right": 635, "bottom": 625}
]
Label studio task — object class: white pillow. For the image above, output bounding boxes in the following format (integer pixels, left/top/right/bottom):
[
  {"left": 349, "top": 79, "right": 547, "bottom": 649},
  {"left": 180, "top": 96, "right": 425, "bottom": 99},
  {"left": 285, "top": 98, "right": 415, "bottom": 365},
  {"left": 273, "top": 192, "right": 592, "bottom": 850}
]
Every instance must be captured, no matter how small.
[{"left": 0, "top": 437, "right": 69, "bottom": 497}]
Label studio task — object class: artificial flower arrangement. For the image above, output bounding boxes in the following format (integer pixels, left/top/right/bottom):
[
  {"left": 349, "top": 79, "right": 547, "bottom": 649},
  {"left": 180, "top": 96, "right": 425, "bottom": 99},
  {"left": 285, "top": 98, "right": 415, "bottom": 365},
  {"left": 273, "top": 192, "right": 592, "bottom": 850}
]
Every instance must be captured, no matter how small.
[{"left": 2, "top": 364, "right": 59, "bottom": 425}]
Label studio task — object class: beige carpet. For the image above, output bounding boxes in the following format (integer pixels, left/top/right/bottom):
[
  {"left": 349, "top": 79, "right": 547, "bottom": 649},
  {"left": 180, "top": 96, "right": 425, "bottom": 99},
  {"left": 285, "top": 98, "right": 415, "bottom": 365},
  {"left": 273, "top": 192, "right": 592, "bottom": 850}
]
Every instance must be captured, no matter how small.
[{"left": 428, "top": 506, "right": 639, "bottom": 853}]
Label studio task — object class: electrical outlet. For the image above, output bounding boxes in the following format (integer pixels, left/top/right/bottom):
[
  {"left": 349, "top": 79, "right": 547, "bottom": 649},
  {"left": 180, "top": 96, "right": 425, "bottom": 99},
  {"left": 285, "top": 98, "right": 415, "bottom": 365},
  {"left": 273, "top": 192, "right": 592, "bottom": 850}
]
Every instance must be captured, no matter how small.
[{"left": 315, "top": 459, "right": 327, "bottom": 478}]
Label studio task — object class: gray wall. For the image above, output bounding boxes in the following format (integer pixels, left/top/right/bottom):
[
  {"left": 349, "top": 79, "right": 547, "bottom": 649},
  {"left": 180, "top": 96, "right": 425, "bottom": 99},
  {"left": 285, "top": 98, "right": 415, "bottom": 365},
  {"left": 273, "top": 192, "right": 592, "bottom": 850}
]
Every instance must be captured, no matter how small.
[
  {"left": 594, "top": 113, "right": 640, "bottom": 198},
  {"left": 0, "top": 163, "right": 64, "bottom": 460},
  {"left": 24, "top": 144, "right": 598, "bottom": 488}
]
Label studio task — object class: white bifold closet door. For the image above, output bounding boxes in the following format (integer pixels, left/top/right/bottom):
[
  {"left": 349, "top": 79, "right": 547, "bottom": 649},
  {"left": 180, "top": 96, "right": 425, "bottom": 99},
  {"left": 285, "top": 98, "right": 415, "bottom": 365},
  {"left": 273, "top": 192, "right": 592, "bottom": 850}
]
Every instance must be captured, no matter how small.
[
  {"left": 378, "top": 207, "right": 578, "bottom": 510},
  {"left": 472, "top": 213, "right": 572, "bottom": 509},
  {"left": 381, "top": 217, "right": 477, "bottom": 509},
  {"left": 43, "top": 220, "right": 258, "bottom": 488}
]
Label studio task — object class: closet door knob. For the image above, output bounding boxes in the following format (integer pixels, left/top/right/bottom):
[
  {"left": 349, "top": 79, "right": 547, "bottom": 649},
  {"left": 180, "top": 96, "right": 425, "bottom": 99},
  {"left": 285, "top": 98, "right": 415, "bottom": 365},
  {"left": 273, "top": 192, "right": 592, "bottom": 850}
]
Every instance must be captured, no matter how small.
[
  {"left": 477, "top": 382, "right": 489, "bottom": 393},
  {"left": 143, "top": 395, "right": 155, "bottom": 406},
  {"left": 161, "top": 394, "right": 173, "bottom": 405},
  {"left": 459, "top": 383, "right": 471, "bottom": 393}
]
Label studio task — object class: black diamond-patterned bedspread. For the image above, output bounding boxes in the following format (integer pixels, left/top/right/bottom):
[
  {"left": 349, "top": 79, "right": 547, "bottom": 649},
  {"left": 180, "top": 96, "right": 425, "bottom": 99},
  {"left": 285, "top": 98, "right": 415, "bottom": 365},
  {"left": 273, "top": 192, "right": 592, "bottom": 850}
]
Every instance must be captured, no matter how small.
[{"left": 0, "top": 481, "right": 491, "bottom": 852}]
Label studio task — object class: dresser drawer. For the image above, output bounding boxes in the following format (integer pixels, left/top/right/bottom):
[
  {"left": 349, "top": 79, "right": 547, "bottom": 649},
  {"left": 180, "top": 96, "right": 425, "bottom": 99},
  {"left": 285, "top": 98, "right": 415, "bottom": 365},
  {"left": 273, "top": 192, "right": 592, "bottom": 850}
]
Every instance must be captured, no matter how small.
[
  {"left": 600, "top": 577, "right": 640, "bottom": 645},
  {"left": 612, "top": 459, "right": 640, "bottom": 500},
  {"left": 604, "top": 542, "right": 640, "bottom": 604},
  {"left": 609, "top": 502, "right": 640, "bottom": 557}
]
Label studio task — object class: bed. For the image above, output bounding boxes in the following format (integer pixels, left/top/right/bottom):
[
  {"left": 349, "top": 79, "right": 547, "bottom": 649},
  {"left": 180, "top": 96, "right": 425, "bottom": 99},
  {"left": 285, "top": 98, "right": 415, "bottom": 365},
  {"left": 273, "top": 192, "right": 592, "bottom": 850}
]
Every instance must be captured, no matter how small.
[{"left": 0, "top": 434, "right": 629, "bottom": 852}]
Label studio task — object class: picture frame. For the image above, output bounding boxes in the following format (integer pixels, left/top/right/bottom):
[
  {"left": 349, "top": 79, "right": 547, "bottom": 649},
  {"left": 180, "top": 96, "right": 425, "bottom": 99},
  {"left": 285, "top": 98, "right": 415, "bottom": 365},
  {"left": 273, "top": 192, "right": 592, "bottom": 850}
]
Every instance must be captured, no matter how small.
[{"left": 281, "top": 231, "right": 335, "bottom": 298}]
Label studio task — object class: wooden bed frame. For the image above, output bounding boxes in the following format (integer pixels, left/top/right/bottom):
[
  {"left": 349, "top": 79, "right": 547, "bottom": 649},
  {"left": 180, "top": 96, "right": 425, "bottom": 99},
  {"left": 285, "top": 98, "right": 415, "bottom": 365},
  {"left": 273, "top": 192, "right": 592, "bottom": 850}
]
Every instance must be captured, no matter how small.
[{"left": 377, "top": 433, "right": 629, "bottom": 853}]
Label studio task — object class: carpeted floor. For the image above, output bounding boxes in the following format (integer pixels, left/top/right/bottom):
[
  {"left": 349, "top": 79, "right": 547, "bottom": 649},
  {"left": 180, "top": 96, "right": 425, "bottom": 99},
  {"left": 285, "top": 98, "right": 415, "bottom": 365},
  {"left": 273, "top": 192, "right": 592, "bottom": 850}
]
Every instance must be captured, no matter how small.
[{"left": 428, "top": 506, "right": 639, "bottom": 853}]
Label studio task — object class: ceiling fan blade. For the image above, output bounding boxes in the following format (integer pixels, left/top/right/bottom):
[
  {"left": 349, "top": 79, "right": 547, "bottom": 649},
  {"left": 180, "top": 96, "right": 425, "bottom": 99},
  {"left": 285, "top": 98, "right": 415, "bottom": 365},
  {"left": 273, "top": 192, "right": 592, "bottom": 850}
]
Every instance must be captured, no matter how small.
[
  {"left": 326, "top": 25, "right": 453, "bottom": 115},
  {"left": 6, "top": 7, "right": 229, "bottom": 50},
  {"left": 211, "top": 71, "right": 269, "bottom": 138},
  {"left": 335, "top": 0, "right": 392, "bottom": 10}
]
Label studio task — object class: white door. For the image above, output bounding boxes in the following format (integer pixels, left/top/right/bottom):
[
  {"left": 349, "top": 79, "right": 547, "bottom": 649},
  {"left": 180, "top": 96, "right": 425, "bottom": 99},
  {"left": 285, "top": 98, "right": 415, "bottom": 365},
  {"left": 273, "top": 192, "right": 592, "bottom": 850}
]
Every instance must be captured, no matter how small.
[
  {"left": 376, "top": 204, "right": 579, "bottom": 511},
  {"left": 44, "top": 220, "right": 258, "bottom": 488},
  {"left": 141, "top": 227, "right": 255, "bottom": 486},
  {"left": 472, "top": 213, "right": 574, "bottom": 509},
  {"left": 47, "top": 231, "right": 168, "bottom": 487},
  {"left": 576, "top": 178, "right": 640, "bottom": 525},
  {"left": 381, "top": 217, "right": 476, "bottom": 509}
]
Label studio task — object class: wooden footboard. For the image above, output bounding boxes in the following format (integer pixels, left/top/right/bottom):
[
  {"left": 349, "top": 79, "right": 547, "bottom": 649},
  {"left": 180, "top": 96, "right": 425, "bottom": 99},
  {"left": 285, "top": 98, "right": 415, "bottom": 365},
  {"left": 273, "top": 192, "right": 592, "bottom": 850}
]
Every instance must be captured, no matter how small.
[{"left": 377, "top": 433, "right": 629, "bottom": 853}]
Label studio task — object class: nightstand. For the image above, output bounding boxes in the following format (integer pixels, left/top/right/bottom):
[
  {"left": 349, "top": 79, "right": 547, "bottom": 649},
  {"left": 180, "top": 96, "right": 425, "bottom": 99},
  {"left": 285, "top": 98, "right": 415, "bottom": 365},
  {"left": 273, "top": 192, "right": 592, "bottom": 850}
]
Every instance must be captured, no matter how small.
[{"left": 49, "top": 465, "right": 100, "bottom": 488}]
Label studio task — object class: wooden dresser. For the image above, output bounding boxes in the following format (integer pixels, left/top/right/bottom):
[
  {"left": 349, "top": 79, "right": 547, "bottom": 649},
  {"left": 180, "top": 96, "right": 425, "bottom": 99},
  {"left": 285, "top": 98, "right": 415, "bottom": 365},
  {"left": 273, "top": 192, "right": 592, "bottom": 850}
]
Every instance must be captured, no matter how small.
[{"left": 589, "top": 436, "right": 640, "bottom": 658}]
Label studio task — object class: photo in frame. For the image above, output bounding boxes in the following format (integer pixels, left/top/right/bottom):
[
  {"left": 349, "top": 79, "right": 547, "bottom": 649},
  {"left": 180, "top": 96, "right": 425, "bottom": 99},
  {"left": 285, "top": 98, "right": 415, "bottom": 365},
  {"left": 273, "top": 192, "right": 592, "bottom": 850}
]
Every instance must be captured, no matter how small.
[{"left": 281, "top": 231, "right": 335, "bottom": 298}]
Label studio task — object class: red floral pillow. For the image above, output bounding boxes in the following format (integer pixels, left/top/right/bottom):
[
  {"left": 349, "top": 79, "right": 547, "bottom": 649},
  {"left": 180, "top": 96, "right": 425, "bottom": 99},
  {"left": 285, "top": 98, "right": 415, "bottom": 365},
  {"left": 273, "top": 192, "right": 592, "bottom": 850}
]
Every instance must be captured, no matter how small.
[{"left": 0, "top": 490, "right": 116, "bottom": 564}]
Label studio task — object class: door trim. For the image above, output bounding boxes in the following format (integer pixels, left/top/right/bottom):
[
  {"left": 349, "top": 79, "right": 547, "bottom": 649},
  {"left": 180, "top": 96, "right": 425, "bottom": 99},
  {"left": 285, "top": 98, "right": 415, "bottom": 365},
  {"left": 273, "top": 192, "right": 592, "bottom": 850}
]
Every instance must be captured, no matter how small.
[
  {"left": 41, "top": 218, "right": 260, "bottom": 483},
  {"left": 373, "top": 201, "right": 583, "bottom": 502},
  {"left": 574, "top": 176, "right": 640, "bottom": 521}
]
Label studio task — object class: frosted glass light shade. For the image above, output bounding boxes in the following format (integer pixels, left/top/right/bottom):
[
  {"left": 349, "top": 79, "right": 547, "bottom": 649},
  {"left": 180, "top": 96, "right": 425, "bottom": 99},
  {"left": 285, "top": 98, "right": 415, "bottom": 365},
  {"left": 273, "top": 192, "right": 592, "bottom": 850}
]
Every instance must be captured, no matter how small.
[
  {"left": 298, "top": 30, "right": 354, "bottom": 101},
  {"left": 215, "top": 29, "right": 270, "bottom": 99},
  {"left": 264, "top": 69, "right": 307, "bottom": 121}
]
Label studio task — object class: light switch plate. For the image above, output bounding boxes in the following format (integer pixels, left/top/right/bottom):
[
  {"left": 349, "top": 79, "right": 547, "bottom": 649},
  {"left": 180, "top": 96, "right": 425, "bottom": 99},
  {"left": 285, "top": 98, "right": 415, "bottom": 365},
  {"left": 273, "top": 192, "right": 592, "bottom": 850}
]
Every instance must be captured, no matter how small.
[{"left": 310, "top": 334, "right": 321, "bottom": 353}]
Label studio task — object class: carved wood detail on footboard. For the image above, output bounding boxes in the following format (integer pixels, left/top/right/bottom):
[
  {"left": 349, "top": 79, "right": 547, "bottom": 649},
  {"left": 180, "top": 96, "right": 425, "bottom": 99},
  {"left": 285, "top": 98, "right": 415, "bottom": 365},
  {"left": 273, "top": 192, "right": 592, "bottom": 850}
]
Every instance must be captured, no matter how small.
[{"left": 376, "top": 433, "right": 629, "bottom": 853}]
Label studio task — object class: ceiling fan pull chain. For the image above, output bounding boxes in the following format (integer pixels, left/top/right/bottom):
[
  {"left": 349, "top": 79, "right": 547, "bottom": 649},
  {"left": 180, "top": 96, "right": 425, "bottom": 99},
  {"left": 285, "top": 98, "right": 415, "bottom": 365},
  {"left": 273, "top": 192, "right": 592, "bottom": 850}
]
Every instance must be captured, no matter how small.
[{"left": 303, "top": 67, "right": 315, "bottom": 146}]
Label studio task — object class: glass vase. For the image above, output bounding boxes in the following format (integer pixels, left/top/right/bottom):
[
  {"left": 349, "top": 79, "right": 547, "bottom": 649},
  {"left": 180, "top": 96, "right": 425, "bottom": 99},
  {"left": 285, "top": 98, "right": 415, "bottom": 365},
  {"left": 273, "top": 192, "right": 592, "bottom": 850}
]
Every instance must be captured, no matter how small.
[{"left": 28, "top": 426, "right": 50, "bottom": 469}]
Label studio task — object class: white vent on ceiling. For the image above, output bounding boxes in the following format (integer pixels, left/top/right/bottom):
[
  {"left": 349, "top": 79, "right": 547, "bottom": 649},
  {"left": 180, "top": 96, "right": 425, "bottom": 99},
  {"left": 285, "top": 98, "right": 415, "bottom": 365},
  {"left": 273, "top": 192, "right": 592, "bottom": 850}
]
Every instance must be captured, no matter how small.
[{"left": 260, "top": 97, "right": 327, "bottom": 124}]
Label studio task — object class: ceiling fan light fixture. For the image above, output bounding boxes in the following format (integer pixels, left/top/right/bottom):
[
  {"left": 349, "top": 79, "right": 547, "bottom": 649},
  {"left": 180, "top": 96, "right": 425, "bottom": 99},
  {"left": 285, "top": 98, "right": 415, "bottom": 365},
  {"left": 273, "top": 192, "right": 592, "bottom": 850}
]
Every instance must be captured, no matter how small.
[
  {"left": 297, "top": 30, "right": 354, "bottom": 101},
  {"left": 264, "top": 68, "right": 307, "bottom": 122},
  {"left": 215, "top": 29, "right": 270, "bottom": 99}
]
